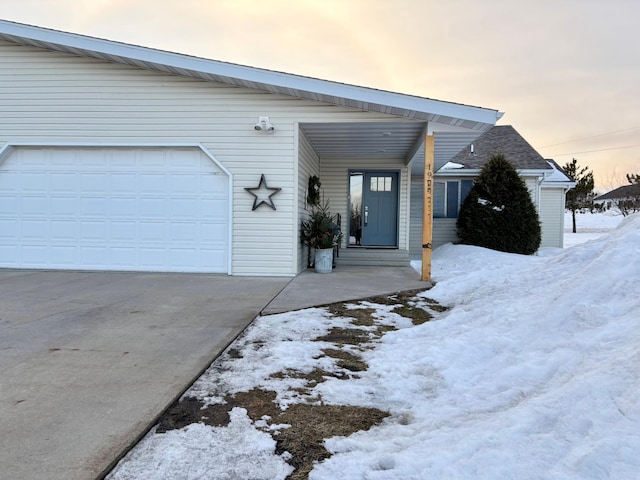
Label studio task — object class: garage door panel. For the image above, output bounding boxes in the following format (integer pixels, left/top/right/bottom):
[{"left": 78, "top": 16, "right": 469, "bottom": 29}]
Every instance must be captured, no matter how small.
[
  {"left": 51, "top": 197, "right": 77, "bottom": 216},
  {"left": 0, "top": 197, "right": 19, "bottom": 215},
  {"left": 80, "top": 173, "right": 108, "bottom": 194},
  {"left": 21, "top": 173, "right": 49, "bottom": 193},
  {"left": 22, "top": 220, "right": 49, "bottom": 240},
  {"left": 50, "top": 173, "right": 78, "bottom": 194},
  {"left": 138, "top": 174, "right": 166, "bottom": 194},
  {"left": 80, "top": 246, "right": 109, "bottom": 266},
  {"left": 109, "top": 197, "right": 138, "bottom": 217},
  {"left": 22, "top": 245, "right": 49, "bottom": 265},
  {"left": 0, "top": 219, "right": 19, "bottom": 239},
  {"left": 110, "top": 221, "right": 137, "bottom": 241},
  {"left": 22, "top": 197, "right": 49, "bottom": 216},
  {"left": 0, "top": 147, "right": 229, "bottom": 273},
  {"left": 139, "top": 221, "right": 166, "bottom": 242},
  {"left": 109, "top": 173, "right": 138, "bottom": 192},
  {"left": 51, "top": 245, "right": 78, "bottom": 265},
  {"left": 0, "top": 245, "right": 18, "bottom": 264},
  {"left": 0, "top": 172, "right": 19, "bottom": 192},
  {"left": 51, "top": 220, "right": 76, "bottom": 240}
]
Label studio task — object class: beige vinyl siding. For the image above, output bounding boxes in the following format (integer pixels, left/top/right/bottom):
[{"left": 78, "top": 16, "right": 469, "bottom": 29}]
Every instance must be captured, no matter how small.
[
  {"left": 539, "top": 188, "right": 565, "bottom": 248},
  {"left": 524, "top": 177, "right": 541, "bottom": 209},
  {"left": 1, "top": 41, "right": 412, "bottom": 276},
  {"left": 320, "top": 158, "right": 409, "bottom": 250},
  {"left": 296, "top": 128, "right": 320, "bottom": 273}
]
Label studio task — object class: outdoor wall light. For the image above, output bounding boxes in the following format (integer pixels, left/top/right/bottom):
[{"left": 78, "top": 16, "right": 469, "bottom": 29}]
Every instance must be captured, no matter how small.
[{"left": 254, "top": 116, "right": 275, "bottom": 132}]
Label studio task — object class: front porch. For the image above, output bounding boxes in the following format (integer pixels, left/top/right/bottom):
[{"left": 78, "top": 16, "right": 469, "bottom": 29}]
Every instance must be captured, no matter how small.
[{"left": 297, "top": 121, "right": 488, "bottom": 273}]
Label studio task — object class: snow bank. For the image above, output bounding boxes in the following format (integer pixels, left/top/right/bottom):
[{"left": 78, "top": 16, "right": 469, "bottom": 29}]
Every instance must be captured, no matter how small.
[{"left": 312, "top": 214, "right": 640, "bottom": 479}]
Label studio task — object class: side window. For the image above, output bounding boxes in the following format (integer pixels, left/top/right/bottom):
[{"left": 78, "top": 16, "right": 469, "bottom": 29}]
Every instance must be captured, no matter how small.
[
  {"left": 460, "top": 180, "right": 473, "bottom": 203},
  {"left": 446, "top": 181, "right": 459, "bottom": 218},
  {"left": 433, "top": 180, "right": 473, "bottom": 218}
]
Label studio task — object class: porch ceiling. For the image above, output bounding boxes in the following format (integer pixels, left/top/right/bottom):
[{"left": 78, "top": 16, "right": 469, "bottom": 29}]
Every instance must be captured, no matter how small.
[
  {"left": 300, "top": 121, "right": 426, "bottom": 160},
  {"left": 301, "top": 122, "right": 485, "bottom": 174}
]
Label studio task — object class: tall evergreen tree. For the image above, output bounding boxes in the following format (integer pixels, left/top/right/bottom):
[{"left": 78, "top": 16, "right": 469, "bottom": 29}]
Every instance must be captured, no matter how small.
[
  {"left": 457, "top": 154, "right": 541, "bottom": 255},
  {"left": 563, "top": 158, "right": 595, "bottom": 233}
]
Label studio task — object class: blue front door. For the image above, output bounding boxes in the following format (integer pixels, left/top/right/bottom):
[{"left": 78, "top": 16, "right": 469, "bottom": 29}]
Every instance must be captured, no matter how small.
[{"left": 361, "top": 171, "right": 398, "bottom": 247}]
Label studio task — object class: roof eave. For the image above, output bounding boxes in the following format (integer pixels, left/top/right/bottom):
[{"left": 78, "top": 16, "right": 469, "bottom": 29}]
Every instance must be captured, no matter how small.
[{"left": 0, "top": 19, "right": 501, "bottom": 129}]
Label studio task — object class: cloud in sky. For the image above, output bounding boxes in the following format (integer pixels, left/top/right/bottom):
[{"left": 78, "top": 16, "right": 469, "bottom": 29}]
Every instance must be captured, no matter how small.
[{"left": 3, "top": 0, "right": 639, "bottom": 189}]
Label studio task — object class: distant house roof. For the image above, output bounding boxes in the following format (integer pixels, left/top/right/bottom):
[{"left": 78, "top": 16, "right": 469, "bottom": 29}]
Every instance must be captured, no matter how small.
[
  {"left": 0, "top": 19, "right": 502, "bottom": 131},
  {"left": 595, "top": 184, "right": 640, "bottom": 201},
  {"left": 445, "top": 125, "right": 551, "bottom": 171}
]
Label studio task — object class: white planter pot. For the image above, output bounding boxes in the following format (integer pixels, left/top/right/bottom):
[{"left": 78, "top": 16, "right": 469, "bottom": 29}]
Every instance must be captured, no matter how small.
[{"left": 314, "top": 248, "right": 333, "bottom": 273}]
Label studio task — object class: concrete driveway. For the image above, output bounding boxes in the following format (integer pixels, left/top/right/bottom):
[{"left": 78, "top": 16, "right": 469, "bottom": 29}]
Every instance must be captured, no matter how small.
[{"left": 0, "top": 270, "right": 289, "bottom": 480}]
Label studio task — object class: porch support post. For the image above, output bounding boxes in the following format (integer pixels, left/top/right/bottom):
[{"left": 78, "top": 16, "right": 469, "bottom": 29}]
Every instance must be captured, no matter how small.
[{"left": 421, "top": 133, "right": 435, "bottom": 281}]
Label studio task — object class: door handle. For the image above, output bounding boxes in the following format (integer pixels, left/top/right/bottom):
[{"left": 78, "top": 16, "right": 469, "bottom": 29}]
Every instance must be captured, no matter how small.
[{"left": 364, "top": 206, "right": 368, "bottom": 226}]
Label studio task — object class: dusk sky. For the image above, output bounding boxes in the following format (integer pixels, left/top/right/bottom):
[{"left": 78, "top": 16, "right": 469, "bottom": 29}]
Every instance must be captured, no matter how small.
[{"left": 3, "top": 0, "right": 639, "bottom": 191}]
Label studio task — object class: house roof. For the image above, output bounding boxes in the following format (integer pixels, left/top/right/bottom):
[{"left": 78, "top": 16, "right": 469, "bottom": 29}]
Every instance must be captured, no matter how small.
[
  {"left": 544, "top": 159, "right": 574, "bottom": 185},
  {"left": 0, "top": 19, "right": 502, "bottom": 131},
  {"left": 595, "top": 184, "right": 640, "bottom": 201},
  {"left": 445, "top": 125, "right": 552, "bottom": 171}
]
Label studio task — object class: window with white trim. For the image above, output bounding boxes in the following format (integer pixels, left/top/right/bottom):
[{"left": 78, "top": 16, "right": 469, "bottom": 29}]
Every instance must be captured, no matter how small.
[{"left": 434, "top": 180, "right": 473, "bottom": 218}]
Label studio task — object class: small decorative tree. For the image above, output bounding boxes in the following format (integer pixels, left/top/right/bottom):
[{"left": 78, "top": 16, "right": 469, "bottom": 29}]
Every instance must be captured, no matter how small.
[
  {"left": 300, "top": 200, "right": 342, "bottom": 250},
  {"left": 301, "top": 199, "right": 342, "bottom": 272},
  {"left": 457, "top": 154, "right": 541, "bottom": 255}
]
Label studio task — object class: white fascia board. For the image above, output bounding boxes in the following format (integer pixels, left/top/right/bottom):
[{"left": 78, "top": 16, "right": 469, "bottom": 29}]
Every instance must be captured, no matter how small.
[{"left": 0, "top": 20, "right": 502, "bottom": 126}]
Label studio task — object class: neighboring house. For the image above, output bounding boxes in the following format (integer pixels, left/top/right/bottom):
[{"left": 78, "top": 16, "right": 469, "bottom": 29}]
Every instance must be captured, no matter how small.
[
  {"left": 409, "top": 125, "right": 575, "bottom": 254},
  {"left": 595, "top": 185, "right": 640, "bottom": 213}
]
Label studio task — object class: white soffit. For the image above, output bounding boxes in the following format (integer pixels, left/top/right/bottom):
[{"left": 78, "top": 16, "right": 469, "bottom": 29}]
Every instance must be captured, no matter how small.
[{"left": 0, "top": 19, "right": 502, "bottom": 130}]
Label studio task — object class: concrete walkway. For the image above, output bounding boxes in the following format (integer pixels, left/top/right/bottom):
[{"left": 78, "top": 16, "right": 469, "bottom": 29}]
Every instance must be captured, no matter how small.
[
  {"left": 0, "top": 266, "right": 429, "bottom": 480},
  {"left": 263, "top": 265, "right": 429, "bottom": 314},
  {"left": 0, "top": 270, "right": 289, "bottom": 480}
]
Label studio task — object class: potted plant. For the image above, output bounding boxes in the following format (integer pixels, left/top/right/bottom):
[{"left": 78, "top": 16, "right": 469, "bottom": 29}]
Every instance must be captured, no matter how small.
[{"left": 300, "top": 200, "right": 342, "bottom": 273}]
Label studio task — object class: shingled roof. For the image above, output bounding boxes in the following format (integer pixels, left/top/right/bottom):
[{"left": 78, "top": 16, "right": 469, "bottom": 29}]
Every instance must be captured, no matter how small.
[
  {"left": 449, "top": 125, "right": 552, "bottom": 170},
  {"left": 595, "top": 184, "right": 640, "bottom": 201}
]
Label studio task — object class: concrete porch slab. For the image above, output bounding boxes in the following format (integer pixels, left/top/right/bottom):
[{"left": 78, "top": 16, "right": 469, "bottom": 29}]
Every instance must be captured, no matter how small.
[{"left": 262, "top": 265, "right": 431, "bottom": 315}]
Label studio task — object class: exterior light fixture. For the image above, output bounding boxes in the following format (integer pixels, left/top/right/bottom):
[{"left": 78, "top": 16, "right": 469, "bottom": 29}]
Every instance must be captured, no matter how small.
[{"left": 254, "top": 116, "right": 275, "bottom": 133}]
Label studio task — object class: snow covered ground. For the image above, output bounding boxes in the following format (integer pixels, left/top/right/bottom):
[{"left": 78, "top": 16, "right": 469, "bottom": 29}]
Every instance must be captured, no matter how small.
[
  {"left": 108, "top": 212, "right": 639, "bottom": 480},
  {"left": 563, "top": 210, "right": 625, "bottom": 247}
]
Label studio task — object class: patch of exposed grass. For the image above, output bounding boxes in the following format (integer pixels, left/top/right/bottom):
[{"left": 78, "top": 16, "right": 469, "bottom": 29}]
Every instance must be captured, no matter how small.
[
  {"left": 367, "top": 288, "right": 428, "bottom": 306},
  {"left": 392, "top": 305, "right": 434, "bottom": 325},
  {"left": 316, "top": 327, "right": 371, "bottom": 345},
  {"left": 322, "top": 348, "right": 367, "bottom": 372},
  {"left": 270, "top": 367, "right": 342, "bottom": 385},
  {"left": 373, "top": 324, "right": 398, "bottom": 338},
  {"left": 425, "top": 301, "right": 449, "bottom": 312},
  {"left": 326, "top": 304, "right": 376, "bottom": 326},
  {"left": 156, "top": 390, "right": 388, "bottom": 480},
  {"left": 275, "top": 404, "right": 389, "bottom": 480}
]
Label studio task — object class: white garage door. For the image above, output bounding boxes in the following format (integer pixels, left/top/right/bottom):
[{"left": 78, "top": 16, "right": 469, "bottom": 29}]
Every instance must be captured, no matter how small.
[{"left": 0, "top": 147, "right": 230, "bottom": 273}]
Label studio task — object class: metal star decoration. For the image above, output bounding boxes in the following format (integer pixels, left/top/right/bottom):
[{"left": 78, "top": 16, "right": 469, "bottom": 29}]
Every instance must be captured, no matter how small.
[{"left": 245, "top": 174, "right": 282, "bottom": 210}]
